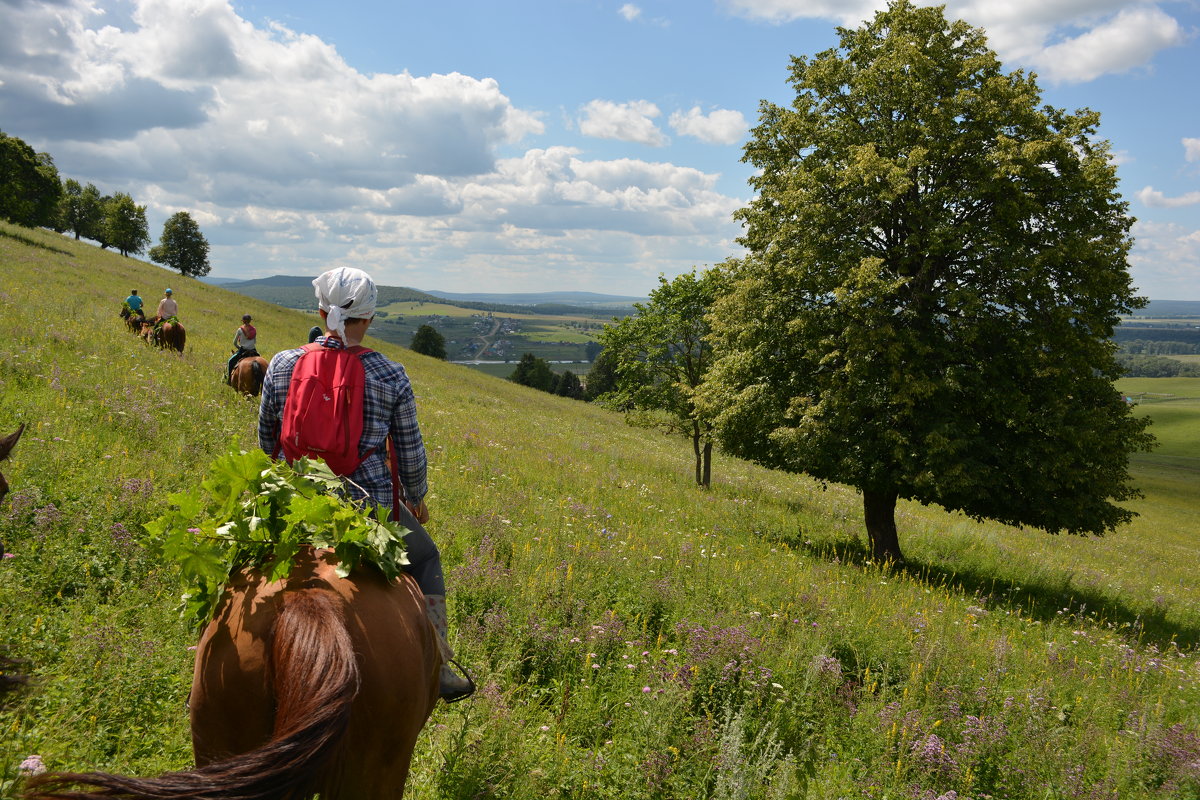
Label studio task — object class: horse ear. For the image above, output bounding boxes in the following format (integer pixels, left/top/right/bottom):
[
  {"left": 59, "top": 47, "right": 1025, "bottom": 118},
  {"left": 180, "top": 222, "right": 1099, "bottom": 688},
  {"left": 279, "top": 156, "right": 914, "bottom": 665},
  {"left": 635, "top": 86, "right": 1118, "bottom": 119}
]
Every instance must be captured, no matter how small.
[{"left": 0, "top": 424, "right": 25, "bottom": 462}]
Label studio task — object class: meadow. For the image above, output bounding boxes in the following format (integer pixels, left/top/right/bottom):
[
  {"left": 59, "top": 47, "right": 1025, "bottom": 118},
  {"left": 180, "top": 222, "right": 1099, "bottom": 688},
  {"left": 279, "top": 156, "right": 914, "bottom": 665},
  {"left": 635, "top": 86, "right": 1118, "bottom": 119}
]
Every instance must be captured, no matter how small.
[{"left": 1, "top": 221, "right": 1198, "bottom": 799}]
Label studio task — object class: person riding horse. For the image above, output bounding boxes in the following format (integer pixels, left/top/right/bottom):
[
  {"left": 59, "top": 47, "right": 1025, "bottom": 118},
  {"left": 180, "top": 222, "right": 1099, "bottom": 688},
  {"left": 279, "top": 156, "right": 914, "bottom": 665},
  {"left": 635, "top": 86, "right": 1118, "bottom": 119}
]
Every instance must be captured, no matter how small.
[
  {"left": 225, "top": 314, "right": 260, "bottom": 383},
  {"left": 119, "top": 289, "right": 143, "bottom": 320}
]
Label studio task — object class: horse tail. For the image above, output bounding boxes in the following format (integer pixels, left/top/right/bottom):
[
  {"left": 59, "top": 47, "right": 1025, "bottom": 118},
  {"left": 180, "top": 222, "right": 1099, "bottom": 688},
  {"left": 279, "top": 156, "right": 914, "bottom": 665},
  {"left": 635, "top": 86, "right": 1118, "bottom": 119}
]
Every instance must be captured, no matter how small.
[
  {"left": 23, "top": 589, "right": 359, "bottom": 800},
  {"left": 252, "top": 358, "right": 266, "bottom": 393}
]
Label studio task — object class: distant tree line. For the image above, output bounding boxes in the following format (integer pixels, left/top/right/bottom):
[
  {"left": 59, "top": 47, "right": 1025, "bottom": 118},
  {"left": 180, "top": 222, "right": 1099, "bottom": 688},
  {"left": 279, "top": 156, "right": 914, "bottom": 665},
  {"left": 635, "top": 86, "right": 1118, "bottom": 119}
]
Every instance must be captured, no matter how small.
[
  {"left": 1119, "top": 339, "right": 1200, "bottom": 355},
  {"left": 1, "top": 130, "right": 209, "bottom": 276},
  {"left": 1117, "top": 354, "right": 1200, "bottom": 378}
]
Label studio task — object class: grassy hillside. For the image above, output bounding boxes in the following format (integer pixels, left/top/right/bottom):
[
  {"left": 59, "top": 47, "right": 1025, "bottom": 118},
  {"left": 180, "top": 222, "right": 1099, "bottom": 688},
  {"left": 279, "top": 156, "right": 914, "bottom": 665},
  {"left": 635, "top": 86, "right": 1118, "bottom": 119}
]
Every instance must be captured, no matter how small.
[{"left": 2, "top": 221, "right": 1198, "bottom": 799}]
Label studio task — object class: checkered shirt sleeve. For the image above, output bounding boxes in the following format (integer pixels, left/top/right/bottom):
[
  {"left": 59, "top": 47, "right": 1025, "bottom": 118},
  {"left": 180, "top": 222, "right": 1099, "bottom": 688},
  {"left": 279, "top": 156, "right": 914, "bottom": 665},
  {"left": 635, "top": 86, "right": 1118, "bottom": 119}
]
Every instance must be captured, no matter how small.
[{"left": 258, "top": 341, "right": 428, "bottom": 509}]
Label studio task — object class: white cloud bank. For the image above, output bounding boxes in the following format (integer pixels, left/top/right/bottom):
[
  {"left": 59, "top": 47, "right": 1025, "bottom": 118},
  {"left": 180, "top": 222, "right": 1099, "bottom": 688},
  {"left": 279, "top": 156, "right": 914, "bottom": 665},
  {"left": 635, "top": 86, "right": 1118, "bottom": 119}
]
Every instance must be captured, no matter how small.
[
  {"left": 1129, "top": 220, "right": 1200, "bottom": 299},
  {"left": 1138, "top": 187, "right": 1200, "bottom": 209},
  {"left": 670, "top": 107, "right": 749, "bottom": 146},
  {"left": 578, "top": 100, "right": 668, "bottom": 146},
  {"left": 0, "top": 0, "right": 742, "bottom": 292},
  {"left": 722, "top": 0, "right": 1187, "bottom": 84}
]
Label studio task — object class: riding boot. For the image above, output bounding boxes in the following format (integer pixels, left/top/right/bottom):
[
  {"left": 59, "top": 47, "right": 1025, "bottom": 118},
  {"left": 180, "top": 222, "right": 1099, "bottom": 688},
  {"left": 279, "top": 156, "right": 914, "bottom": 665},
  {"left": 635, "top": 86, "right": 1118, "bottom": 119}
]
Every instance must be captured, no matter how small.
[{"left": 424, "top": 594, "right": 475, "bottom": 702}]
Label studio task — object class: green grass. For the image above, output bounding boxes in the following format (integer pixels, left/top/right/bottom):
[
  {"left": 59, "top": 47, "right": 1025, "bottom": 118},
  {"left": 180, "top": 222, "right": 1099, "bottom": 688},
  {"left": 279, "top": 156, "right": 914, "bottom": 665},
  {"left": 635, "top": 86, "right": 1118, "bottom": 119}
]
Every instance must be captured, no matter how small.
[{"left": 2, "top": 221, "right": 1199, "bottom": 799}]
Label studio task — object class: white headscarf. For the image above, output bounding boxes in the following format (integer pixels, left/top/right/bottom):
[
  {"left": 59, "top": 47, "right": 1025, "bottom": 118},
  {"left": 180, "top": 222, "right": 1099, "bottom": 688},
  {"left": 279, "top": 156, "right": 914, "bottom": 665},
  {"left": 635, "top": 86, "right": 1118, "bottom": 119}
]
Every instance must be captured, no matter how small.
[{"left": 312, "top": 267, "right": 377, "bottom": 339}]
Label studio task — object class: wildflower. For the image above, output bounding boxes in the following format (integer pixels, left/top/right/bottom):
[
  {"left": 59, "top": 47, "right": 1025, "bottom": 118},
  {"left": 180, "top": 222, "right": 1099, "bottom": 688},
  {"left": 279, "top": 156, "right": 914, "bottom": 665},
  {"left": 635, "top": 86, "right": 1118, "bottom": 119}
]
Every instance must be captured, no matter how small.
[
  {"left": 19, "top": 755, "right": 46, "bottom": 776},
  {"left": 2, "top": 553, "right": 15, "bottom": 559},
  {"left": 642, "top": 686, "right": 651, "bottom": 693}
]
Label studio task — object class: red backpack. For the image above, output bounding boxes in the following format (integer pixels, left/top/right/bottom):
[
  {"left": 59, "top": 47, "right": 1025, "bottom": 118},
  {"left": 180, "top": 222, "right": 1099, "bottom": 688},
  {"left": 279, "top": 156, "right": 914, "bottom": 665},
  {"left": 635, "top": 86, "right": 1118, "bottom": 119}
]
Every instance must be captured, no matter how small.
[
  {"left": 279, "top": 343, "right": 373, "bottom": 476},
  {"left": 276, "top": 343, "right": 404, "bottom": 518}
]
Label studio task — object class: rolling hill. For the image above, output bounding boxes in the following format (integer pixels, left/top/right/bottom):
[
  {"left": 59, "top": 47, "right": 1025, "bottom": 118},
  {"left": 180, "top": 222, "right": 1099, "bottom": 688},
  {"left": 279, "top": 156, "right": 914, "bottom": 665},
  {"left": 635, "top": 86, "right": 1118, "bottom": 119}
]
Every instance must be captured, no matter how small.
[{"left": 1, "top": 222, "right": 1198, "bottom": 799}]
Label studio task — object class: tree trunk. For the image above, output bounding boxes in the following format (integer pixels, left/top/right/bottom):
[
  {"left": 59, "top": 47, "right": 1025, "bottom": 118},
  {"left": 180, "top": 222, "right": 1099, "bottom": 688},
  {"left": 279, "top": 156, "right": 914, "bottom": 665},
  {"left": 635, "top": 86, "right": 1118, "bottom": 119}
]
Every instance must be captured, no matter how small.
[
  {"left": 700, "top": 440, "right": 712, "bottom": 489},
  {"left": 862, "top": 489, "right": 903, "bottom": 563},
  {"left": 692, "top": 425, "right": 703, "bottom": 487}
]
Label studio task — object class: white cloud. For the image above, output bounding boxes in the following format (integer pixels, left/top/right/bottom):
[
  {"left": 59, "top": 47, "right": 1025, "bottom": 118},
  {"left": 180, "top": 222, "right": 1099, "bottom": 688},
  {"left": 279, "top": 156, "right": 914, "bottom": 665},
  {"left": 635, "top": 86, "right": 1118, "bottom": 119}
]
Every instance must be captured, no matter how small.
[
  {"left": 1184, "top": 138, "right": 1200, "bottom": 163},
  {"left": 578, "top": 100, "right": 667, "bottom": 146},
  {"left": 1137, "top": 186, "right": 1200, "bottom": 209},
  {"left": 1129, "top": 220, "right": 1200, "bottom": 299},
  {"left": 721, "top": 0, "right": 1187, "bottom": 84},
  {"left": 0, "top": 0, "right": 747, "bottom": 293},
  {"left": 669, "top": 106, "right": 748, "bottom": 145},
  {"left": 620, "top": 4, "right": 642, "bottom": 22},
  {"left": 1030, "top": 6, "right": 1185, "bottom": 84}
]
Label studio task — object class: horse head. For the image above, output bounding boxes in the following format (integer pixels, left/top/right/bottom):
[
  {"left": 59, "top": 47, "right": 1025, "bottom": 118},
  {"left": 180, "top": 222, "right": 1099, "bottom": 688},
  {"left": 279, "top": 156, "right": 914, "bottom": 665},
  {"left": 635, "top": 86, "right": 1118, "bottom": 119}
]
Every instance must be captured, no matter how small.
[{"left": 0, "top": 423, "right": 25, "bottom": 508}]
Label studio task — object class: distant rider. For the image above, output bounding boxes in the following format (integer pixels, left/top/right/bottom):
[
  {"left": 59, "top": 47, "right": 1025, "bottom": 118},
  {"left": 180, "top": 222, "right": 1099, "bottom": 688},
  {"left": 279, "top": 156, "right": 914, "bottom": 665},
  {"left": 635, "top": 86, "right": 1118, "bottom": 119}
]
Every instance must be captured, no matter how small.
[
  {"left": 123, "top": 289, "right": 143, "bottom": 318},
  {"left": 155, "top": 288, "right": 178, "bottom": 325},
  {"left": 226, "top": 314, "right": 259, "bottom": 382}
]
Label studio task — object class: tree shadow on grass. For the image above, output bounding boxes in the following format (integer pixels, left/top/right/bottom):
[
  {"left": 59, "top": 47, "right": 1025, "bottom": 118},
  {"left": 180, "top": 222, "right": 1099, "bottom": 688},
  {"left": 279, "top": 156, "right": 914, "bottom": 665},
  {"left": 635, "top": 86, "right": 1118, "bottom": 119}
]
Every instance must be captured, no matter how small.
[
  {"left": 0, "top": 228, "right": 71, "bottom": 255},
  {"left": 780, "top": 532, "right": 1199, "bottom": 651}
]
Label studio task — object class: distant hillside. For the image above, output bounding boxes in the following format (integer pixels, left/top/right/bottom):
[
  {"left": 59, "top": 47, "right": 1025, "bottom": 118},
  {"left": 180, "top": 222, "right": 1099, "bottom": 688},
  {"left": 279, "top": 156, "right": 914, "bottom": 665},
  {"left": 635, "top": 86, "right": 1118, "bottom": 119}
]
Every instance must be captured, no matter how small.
[
  {"left": 425, "top": 290, "right": 645, "bottom": 306},
  {"left": 1133, "top": 300, "right": 1200, "bottom": 318},
  {"left": 221, "top": 275, "right": 635, "bottom": 317}
]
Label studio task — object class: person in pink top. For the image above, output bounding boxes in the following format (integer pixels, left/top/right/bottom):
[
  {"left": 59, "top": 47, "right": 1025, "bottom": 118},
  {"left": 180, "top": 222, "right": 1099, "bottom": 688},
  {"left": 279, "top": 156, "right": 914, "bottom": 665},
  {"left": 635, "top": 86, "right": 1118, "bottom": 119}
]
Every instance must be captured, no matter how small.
[{"left": 155, "top": 288, "right": 178, "bottom": 321}]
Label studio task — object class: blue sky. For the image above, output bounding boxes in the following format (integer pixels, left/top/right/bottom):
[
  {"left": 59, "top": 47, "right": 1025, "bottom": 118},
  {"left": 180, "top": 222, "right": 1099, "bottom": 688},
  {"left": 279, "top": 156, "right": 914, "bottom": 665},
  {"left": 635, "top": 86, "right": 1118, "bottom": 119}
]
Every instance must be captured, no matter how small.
[{"left": 2, "top": 0, "right": 1197, "bottom": 299}]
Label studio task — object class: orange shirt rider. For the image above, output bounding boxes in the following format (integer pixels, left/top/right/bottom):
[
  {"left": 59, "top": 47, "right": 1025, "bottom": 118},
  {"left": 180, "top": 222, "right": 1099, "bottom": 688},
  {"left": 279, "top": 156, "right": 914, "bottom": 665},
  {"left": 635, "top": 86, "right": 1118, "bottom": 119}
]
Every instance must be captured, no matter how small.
[{"left": 156, "top": 288, "right": 178, "bottom": 323}]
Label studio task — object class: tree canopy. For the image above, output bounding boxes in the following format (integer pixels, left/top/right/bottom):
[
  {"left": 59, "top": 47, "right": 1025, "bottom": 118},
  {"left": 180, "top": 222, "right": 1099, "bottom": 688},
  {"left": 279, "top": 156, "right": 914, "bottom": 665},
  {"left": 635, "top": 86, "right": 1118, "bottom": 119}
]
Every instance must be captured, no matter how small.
[
  {"left": 103, "top": 193, "right": 151, "bottom": 258},
  {"left": 702, "top": 0, "right": 1153, "bottom": 560},
  {"left": 149, "top": 210, "right": 210, "bottom": 276},
  {"left": 510, "top": 353, "right": 556, "bottom": 392},
  {"left": 411, "top": 323, "right": 448, "bottom": 359},
  {"left": 600, "top": 268, "right": 726, "bottom": 487},
  {"left": 0, "top": 131, "right": 61, "bottom": 228}
]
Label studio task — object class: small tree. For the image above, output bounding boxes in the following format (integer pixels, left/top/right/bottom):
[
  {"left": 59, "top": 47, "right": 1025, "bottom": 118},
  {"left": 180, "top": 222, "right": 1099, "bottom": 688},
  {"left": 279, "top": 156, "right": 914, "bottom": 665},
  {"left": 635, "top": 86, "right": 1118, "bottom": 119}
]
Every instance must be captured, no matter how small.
[
  {"left": 410, "top": 324, "right": 447, "bottom": 359},
  {"left": 103, "top": 193, "right": 150, "bottom": 257},
  {"left": 150, "top": 211, "right": 210, "bottom": 276},
  {"left": 59, "top": 180, "right": 104, "bottom": 241},
  {"left": 600, "top": 268, "right": 725, "bottom": 487},
  {"left": 703, "top": 0, "right": 1154, "bottom": 561},
  {"left": 510, "top": 353, "right": 556, "bottom": 392},
  {"left": 583, "top": 348, "right": 619, "bottom": 401},
  {"left": 584, "top": 340, "right": 603, "bottom": 361},
  {"left": 554, "top": 370, "right": 584, "bottom": 400}
]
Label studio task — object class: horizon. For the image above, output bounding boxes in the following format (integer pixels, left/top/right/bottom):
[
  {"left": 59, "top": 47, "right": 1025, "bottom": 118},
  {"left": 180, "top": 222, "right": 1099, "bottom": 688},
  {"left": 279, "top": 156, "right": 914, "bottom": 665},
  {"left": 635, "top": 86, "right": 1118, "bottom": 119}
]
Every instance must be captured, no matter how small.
[{"left": 2, "top": 0, "right": 1197, "bottom": 299}]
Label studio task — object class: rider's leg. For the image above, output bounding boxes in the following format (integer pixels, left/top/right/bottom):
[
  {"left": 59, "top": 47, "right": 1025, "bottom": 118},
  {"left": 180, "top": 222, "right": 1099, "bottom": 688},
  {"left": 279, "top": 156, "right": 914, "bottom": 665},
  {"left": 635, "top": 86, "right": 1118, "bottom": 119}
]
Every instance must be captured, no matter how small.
[{"left": 390, "top": 502, "right": 475, "bottom": 702}]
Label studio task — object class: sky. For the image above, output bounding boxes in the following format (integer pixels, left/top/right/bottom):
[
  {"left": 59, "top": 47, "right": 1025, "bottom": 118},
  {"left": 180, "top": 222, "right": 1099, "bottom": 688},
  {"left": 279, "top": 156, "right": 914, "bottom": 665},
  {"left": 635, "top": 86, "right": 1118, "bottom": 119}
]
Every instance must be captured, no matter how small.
[{"left": 1, "top": 0, "right": 1197, "bottom": 299}]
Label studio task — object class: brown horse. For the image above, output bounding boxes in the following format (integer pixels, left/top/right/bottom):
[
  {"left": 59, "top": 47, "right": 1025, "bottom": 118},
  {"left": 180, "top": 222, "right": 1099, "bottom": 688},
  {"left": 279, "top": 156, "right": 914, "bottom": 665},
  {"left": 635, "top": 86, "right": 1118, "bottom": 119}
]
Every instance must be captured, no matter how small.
[
  {"left": 125, "top": 310, "right": 147, "bottom": 334},
  {"left": 229, "top": 356, "right": 269, "bottom": 397},
  {"left": 1, "top": 424, "right": 27, "bottom": 697},
  {"left": 1, "top": 424, "right": 25, "bottom": 561},
  {"left": 159, "top": 319, "right": 186, "bottom": 353},
  {"left": 24, "top": 548, "right": 441, "bottom": 800}
]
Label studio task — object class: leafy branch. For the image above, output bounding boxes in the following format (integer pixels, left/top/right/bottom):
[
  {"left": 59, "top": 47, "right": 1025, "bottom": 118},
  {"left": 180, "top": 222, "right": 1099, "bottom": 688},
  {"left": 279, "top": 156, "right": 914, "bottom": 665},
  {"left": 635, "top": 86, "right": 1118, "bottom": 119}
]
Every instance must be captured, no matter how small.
[{"left": 145, "top": 447, "right": 409, "bottom": 629}]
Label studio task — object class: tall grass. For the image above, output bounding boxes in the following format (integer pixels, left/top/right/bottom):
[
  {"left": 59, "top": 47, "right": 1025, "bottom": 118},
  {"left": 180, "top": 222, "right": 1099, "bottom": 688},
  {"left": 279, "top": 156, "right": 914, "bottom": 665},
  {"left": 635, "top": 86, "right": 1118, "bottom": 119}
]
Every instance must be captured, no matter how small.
[{"left": 2, "top": 221, "right": 1198, "bottom": 799}]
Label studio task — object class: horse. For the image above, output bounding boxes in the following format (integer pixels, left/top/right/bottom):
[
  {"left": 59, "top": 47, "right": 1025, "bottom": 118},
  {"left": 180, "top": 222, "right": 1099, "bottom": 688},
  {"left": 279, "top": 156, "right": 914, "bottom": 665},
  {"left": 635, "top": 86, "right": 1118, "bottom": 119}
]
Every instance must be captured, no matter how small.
[
  {"left": 24, "top": 547, "right": 442, "bottom": 800},
  {"left": 159, "top": 319, "right": 186, "bottom": 353},
  {"left": 1, "top": 424, "right": 27, "bottom": 697},
  {"left": 140, "top": 318, "right": 159, "bottom": 346},
  {"left": 229, "top": 355, "right": 269, "bottom": 397},
  {"left": 126, "top": 310, "right": 147, "bottom": 334},
  {"left": 1, "top": 424, "right": 25, "bottom": 560}
]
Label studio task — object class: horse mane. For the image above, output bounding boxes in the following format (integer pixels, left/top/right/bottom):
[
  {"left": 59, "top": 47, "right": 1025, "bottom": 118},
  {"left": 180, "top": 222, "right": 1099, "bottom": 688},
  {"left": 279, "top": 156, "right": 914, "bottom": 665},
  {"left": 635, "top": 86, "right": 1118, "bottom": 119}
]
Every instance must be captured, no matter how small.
[{"left": 23, "top": 589, "right": 359, "bottom": 800}]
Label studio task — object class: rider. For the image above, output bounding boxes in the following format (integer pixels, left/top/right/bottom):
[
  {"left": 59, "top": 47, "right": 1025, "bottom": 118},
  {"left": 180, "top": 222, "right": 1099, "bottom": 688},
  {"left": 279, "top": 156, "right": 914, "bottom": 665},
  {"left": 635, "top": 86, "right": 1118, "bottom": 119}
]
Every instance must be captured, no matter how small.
[
  {"left": 226, "top": 314, "right": 258, "bottom": 382},
  {"left": 123, "top": 289, "right": 143, "bottom": 317},
  {"left": 155, "top": 288, "right": 178, "bottom": 326},
  {"left": 258, "top": 267, "right": 474, "bottom": 703}
]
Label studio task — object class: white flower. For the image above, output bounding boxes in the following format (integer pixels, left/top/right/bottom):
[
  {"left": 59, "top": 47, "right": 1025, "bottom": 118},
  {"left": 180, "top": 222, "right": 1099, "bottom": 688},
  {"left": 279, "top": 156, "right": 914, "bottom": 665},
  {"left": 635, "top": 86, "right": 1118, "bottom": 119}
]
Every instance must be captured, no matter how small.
[{"left": 19, "top": 755, "right": 46, "bottom": 776}]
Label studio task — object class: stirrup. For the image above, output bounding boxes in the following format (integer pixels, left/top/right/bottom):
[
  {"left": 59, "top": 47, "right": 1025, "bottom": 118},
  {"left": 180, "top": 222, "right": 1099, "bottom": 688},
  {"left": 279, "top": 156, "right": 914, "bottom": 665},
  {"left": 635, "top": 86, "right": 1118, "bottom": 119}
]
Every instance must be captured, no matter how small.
[{"left": 440, "top": 657, "right": 475, "bottom": 703}]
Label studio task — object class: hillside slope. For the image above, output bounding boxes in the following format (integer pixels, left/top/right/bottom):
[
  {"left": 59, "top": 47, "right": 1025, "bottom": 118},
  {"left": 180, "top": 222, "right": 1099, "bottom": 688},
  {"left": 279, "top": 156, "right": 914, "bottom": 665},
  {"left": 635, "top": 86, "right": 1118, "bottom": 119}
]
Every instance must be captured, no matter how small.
[{"left": 1, "top": 222, "right": 1198, "bottom": 799}]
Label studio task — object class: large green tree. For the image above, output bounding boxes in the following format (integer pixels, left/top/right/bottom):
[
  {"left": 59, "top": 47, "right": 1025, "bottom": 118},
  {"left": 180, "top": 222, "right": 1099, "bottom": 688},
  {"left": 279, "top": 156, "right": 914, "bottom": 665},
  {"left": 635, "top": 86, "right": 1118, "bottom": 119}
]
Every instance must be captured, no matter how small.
[
  {"left": 0, "top": 131, "right": 62, "bottom": 228},
  {"left": 59, "top": 179, "right": 104, "bottom": 241},
  {"left": 601, "top": 268, "right": 726, "bottom": 487},
  {"left": 411, "top": 323, "right": 447, "bottom": 359},
  {"left": 103, "top": 193, "right": 150, "bottom": 257},
  {"left": 150, "top": 210, "right": 210, "bottom": 276},
  {"left": 702, "top": 1, "right": 1153, "bottom": 561},
  {"left": 510, "top": 353, "right": 557, "bottom": 392}
]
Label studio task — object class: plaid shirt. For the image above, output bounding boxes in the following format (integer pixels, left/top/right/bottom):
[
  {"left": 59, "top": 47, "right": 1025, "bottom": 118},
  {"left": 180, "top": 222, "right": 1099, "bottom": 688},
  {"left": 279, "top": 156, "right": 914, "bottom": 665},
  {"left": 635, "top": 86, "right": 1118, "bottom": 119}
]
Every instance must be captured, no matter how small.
[{"left": 258, "top": 336, "right": 428, "bottom": 508}]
